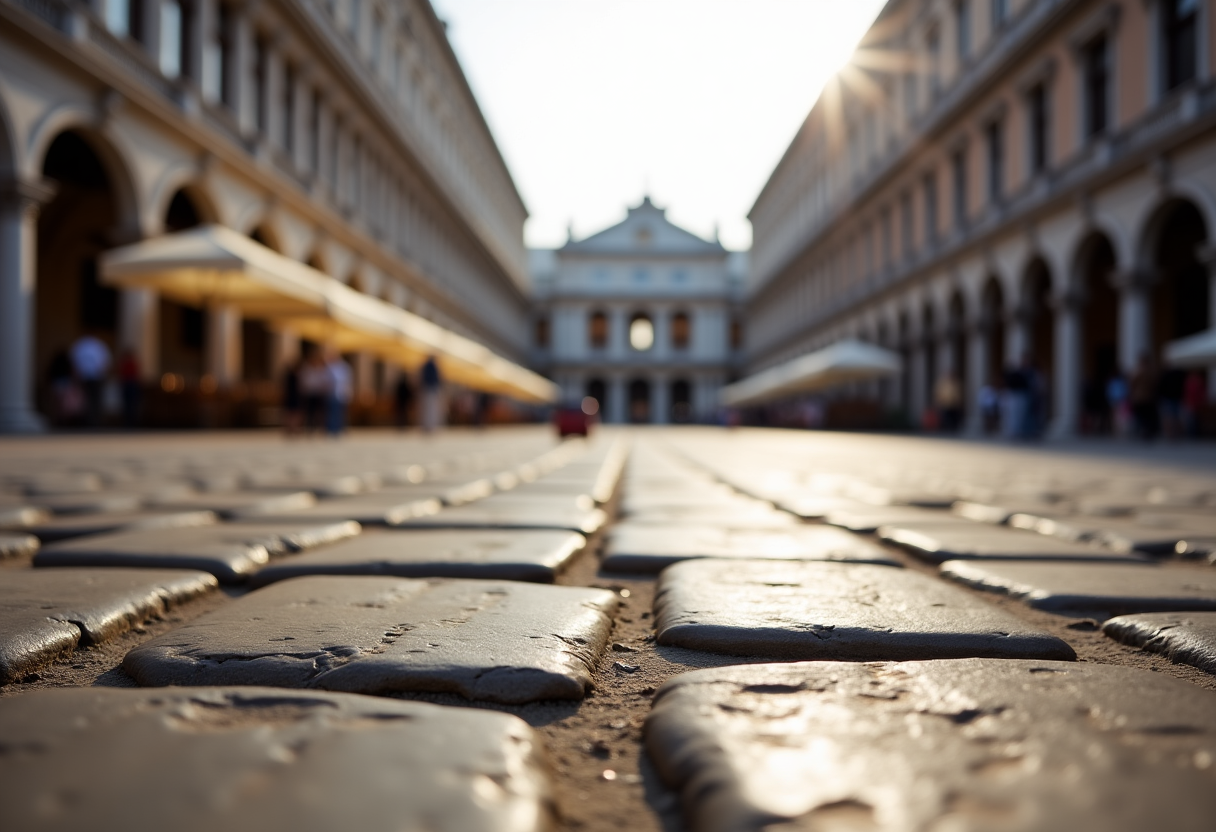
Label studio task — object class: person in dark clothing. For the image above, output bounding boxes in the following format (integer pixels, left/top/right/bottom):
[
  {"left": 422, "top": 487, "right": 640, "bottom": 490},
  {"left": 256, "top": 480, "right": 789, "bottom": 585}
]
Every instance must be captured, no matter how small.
[
  {"left": 118, "top": 350, "right": 142, "bottom": 428},
  {"left": 421, "top": 355, "right": 443, "bottom": 433},
  {"left": 394, "top": 374, "right": 415, "bottom": 429},
  {"left": 282, "top": 359, "right": 303, "bottom": 435},
  {"left": 1129, "top": 353, "right": 1160, "bottom": 440},
  {"left": 1157, "top": 367, "right": 1186, "bottom": 439}
]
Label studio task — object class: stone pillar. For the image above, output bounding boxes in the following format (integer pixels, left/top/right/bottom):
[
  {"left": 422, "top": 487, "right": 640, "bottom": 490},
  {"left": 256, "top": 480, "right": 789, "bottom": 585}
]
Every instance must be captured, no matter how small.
[
  {"left": 608, "top": 376, "right": 626, "bottom": 424},
  {"left": 1048, "top": 291, "right": 1083, "bottom": 439},
  {"left": 1005, "top": 307, "right": 1029, "bottom": 366},
  {"left": 233, "top": 8, "right": 256, "bottom": 135},
  {"left": 1113, "top": 270, "right": 1151, "bottom": 375},
  {"left": 611, "top": 308, "right": 629, "bottom": 360},
  {"left": 118, "top": 288, "right": 160, "bottom": 380},
  {"left": 0, "top": 180, "right": 55, "bottom": 433},
  {"left": 354, "top": 352, "right": 375, "bottom": 402},
  {"left": 271, "top": 327, "right": 300, "bottom": 378},
  {"left": 205, "top": 304, "right": 242, "bottom": 387},
  {"left": 908, "top": 342, "right": 926, "bottom": 424},
  {"left": 187, "top": 0, "right": 209, "bottom": 86},
  {"left": 652, "top": 373, "right": 670, "bottom": 425},
  {"left": 963, "top": 320, "right": 988, "bottom": 437},
  {"left": 653, "top": 307, "right": 671, "bottom": 362}
]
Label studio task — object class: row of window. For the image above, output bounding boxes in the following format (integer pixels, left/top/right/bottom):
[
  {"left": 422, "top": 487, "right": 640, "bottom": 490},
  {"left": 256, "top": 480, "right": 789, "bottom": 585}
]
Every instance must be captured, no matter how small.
[
  {"left": 591, "top": 267, "right": 690, "bottom": 284},
  {"left": 536, "top": 312, "right": 746, "bottom": 352}
]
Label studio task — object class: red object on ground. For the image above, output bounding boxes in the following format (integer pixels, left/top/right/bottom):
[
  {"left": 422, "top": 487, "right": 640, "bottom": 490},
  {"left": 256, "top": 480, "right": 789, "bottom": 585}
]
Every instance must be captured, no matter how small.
[{"left": 554, "top": 407, "right": 590, "bottom": 437}]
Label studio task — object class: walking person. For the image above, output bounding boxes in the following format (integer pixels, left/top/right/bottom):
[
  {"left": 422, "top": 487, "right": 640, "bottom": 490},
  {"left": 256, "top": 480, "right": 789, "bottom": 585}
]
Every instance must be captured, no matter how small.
[
  {"left": 324, "top": 349, "right": 353, "bottom": 437},
  {"left": 394, "top": 372, "right": 415, "bottom": 430},
  {"left": 281, "top": 357, "right": 304, "bottom": 436},
  {"left": 1129, "top": 353, "right": 1160, "bottom": 441},
  {"left": 420, "top": 355, "right": 443, "bottom": 433},
  {"left": 69, "top": 334, "right": 111, "bottom": 427},
  {"left": 299, "top": 349, "right": 330, "bottom": 434}
]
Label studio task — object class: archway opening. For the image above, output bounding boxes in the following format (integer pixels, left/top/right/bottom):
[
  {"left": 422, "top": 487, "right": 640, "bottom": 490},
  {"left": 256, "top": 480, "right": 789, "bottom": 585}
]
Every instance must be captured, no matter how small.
[
  {"left": 1076, "top": 233, "right": 1118, "bottom": 434},
  {"left": 670, "top": 379, "right": 692, "bottom": 423},
  {"left": 921, "top": 304, "right": 936, "bottom": 415},
  {"left": 36, "top": 130, "right": 121, "bottom": 424},
  {"left": 946, "top": 292, "right": 967, "bottom": 426},
  {"left": 628, "top": 378, "right": 651, "bottom": 423},
  {"left": 981, "top": 277, "right": 1005, "bottom": 388},
  {"left": 159, "top": 188, "right": 208, "bottom": 386},
  {"left": 1024, "top": 259, "right": 1054, "bottom": 418},
  {"left": 1148, "top": 199, "right": 1209, "bottom": 355}
]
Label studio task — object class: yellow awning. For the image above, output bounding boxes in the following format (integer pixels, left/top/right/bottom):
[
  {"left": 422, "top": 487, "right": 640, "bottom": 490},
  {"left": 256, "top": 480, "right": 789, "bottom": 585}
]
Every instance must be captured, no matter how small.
[{"left": 99, "top": 225, "right": 557, "bottom": 403}]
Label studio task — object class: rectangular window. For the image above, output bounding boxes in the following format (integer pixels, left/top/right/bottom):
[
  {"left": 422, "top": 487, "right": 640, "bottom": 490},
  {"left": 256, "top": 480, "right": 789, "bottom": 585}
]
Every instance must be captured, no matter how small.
[
  {"left": 218, "top": 3, "right": 236, "bottom": 109},
  {"left": 106, "top": 0, "right": 131, "bottom": 36},
  {"left": 880, "top": 206, "right": 892, "bottom": 270},
  {"left": 900, "top": 190, "right": 914, "bottom": 258},
  {"left": 951, "top": 147, "right": 967, "bottom": 229},
  {"left": 923, "top": 171, "right": 938, "bottom": 245},
  {"left": 282, "top": 61, "right": 295, "bottom": 153},
  {"left": 927, "top": 26, "right": 942, "bottom": 98},
  {"left": 159, "top": 0, "right": 182, "bottom": 78},
  {"left": 986, "top": 119, "right": 1004, "bottom": 202},
  {"left": 309, "top": 90, "right": 322, "bottom": 173},
  {"left": 903, "top": 71, "right": 918, "bottom": 121},
  {"left": 1083, "top": 35, "right": 1109, "bottom": 137},
  {"left": 956, "top": 1, "right": 971, "bottom": 61},
  {"left": 1163, "top": 0, "right": 1198, "bottom": 92},
  {"left": 1027, "top": 82, "right": 1049, "bottom": 175},
  {"left": 253, "top": 35, "right": 269, "bottom": 134},
  {"left": 991, "top": 0, "right": 1008, "bottom": 29}
]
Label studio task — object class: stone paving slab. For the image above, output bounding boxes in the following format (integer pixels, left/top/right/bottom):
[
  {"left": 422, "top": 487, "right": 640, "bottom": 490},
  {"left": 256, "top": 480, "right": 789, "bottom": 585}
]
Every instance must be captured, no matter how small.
[
  {"left": 26, "top": 509, "right": 218, "bottom": 543},
  {"left": 230, "top": 492, "right": 443, "bottom": 527},
  {"left": 151, "top": 489, "right": 318, "bottom": 518},
  {"left": 124, "top": 576, "right": 619, "bottom": 703},
  {"left": 769, "top": 494, "right": 861, "bottom": 520},
  {"left": 1103, "top": 612, "right": 1216, "bottom": 674},
  {"left": 35, "top": 521, "right": 361, "bottom": 583},
  {"left": 602, "top": 524, "right": 900, "bottom": 573},
  {"left": 645, "top": 659, "right": 1216, "bottom": 832},
  {"left": 0, "top": 686, "right": 551, "bottom": 832},
  {"left": 0, "top": 568, "right": 217, "bottom": 684},
  {"left": 952, "top": 499, "right": 1068, "bottom": 525},
  {"left": 395, "top": 494, "right": 608, "bottom": 534},
  {"left": 877, "top": 522, "right": 1146, "bottom": 563},
  {"left": 250, "top": 529, "right": 587, "bottom": 585},
  {"left": 0, "top": 505, "right": 50, "bottom": 530},
  {"left": 941, "top": 560, "right": 1216, "bottom": 614},
  {"left": 653, "top": 559, "right": 1074, "bottom": 661},
  {"left": 623, "top": 504, "right": 797, "bottom": 529},
  {"left": 0, "top": 532, "right": 39, "bottom": 559},
  {"left": 824, "top": 505, "right": 958, "bottom": 532}
]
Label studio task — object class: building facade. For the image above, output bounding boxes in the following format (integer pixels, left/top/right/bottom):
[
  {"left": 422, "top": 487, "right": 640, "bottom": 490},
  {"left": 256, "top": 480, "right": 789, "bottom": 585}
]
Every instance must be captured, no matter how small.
[
  {"left": 0, "top": 0, "right": 532, "bottom": 431},
  {"left": 531, "top": 197, "right": 744, "bottom": 424},
  {"left": 746, "top": 0, "right": 1216, "bottom": 435}
]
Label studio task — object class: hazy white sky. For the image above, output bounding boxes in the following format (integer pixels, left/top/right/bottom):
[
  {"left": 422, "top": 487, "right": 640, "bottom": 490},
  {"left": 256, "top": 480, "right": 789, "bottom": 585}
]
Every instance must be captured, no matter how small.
[{"left": 430, "top": 0, "right": 887, "bottom": 251}]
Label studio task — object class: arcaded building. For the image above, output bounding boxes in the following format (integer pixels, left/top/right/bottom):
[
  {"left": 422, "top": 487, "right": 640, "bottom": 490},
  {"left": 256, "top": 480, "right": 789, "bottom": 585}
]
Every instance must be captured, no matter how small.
[
  {"left": 530, "top": 197, "right": 745, "bottom": 424},
  {"left": 746, "top": 0, "right": 1216, "bottom": 435},
  {"left": 0, "top": 0, "right": 545, "bottom": 431}
]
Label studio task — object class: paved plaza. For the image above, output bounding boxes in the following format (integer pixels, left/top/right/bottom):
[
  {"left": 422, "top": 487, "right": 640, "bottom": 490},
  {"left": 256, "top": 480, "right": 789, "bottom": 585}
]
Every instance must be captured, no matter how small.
[{"left": 2, "top": 426, "right": 1216, "bottom": 831}]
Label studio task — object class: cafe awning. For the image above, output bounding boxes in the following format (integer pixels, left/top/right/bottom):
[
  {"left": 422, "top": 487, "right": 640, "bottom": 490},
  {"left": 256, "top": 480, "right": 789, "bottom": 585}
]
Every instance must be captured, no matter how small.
[
  {"left": 721, "top": 339, "right": 901, "bottom": 407},
  {"left": 1165, "top": 327, "right": 1216, "bottom": 368},
  {"left": 99, "top": 225, "right": 557, "bottom": 403}
]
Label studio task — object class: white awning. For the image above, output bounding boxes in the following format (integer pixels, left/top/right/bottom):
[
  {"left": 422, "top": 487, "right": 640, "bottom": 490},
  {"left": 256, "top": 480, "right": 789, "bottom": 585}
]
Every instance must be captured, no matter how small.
[
  {"left": 1164, "top": 327, "right": 1216, "bottom": 368},
  {"left": 721, "top": 340, "right": 901, "bottom": 407},
  {"left": 100, "top": 225, "right": 557, "bottom": 403}
]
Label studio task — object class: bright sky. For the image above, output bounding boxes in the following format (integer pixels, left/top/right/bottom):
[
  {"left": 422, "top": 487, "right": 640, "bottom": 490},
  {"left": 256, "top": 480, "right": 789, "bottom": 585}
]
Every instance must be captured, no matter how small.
[{"left": 430, "top": 0, "right": 887, "bottom": 252}]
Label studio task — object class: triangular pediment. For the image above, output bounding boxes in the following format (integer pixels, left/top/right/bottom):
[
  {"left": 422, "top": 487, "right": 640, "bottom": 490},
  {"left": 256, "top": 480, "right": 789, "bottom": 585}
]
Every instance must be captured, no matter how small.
[{"left": 561, "top": 197, "right": 725, "bottom": 256}]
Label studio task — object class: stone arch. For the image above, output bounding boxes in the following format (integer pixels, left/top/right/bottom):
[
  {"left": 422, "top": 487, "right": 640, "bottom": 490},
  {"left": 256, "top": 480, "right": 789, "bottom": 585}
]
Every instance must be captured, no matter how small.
[
  {"left": 1137, "top": 197, "right": 1210, "bottom": 360},
  {"left": 1020, "top": 256, "right": 1054, "bottom": 377},
  {"left": 28, "top": 111, "right": 141, "bottom": 237},
  {"left": 1070, "top": 230, "right": 1120, "bottom": 433},
  {"left": 980, "top": 275, "right": 1006, "bottom": 386},
  {"left": 153, "top": 174, "right": 219, "bottom": 233},
  {"left": 628, "top": 310, "right": 654, "bottom": 352},
  {"left": 587, "top": 309, "right": 609, "bottom": 350},
  {"left": 164, "top": 187, "right": 213, "bottom": 232},
  {"left": 248, "top": 223, "right": 282, "bottom": 253}
]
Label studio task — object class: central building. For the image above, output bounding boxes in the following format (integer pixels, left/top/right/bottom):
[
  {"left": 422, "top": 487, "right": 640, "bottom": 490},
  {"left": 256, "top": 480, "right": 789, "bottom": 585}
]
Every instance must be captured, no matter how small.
[{"left": 530, "top": 197, "right": 744, "bottom": 424}]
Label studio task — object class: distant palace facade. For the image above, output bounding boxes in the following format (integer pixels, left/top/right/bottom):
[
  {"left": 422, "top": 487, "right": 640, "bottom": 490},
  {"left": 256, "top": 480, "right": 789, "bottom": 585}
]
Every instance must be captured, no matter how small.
[
  {"left": 745, "top": 0, "right": 1216, "bottom": 434},
  {"left": 530, "top": 198, "right": 745, "bottom": 424},
  {"left": 0, "top": 0, "right": 546, "bottom": 431}
]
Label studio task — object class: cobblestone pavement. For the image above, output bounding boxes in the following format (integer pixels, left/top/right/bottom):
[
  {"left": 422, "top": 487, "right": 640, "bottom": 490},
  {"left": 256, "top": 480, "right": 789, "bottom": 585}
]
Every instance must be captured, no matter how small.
[{"left": 2, "top": 426, "right": 1216, "bottom": 831}]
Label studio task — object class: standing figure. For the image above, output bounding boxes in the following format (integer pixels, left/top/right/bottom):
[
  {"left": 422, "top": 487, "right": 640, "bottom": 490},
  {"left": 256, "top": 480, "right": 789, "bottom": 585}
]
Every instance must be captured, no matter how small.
[
  {"left": 282, "top": 358, "right": 303, "bottom": 436},
  {"left": 117, "top": 350, "right": 142, "bottom": 428},
  {"left": 421, "top": 355, "right": 443, "bottom": 433},
  {"left": 394, "top": 372, "right": 415, "bottom": 430},
  {"left": 1129, "top": 353, "right": 1160, "bottom": 441},
  {"left": 325, "top": 349, "right": 353, "bottom": 436},
  {"left": 69, "top": 334, "right": 111, "bottom": 427},
  {"left": 299, "top": 349, "right": 330, "bottom": 434}
]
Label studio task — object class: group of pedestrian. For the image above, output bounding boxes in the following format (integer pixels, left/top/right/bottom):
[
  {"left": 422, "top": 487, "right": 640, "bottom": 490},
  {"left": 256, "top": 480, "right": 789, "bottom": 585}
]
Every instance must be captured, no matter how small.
[
  {"left": 46, "top": 334, "right": 143, "bottom": 428},
  {"left": 1121, "top": 353, "right": 1207, "bottom": 440},
  {"left": 282, "top": 351, "right": 444, "bottom": 437}
]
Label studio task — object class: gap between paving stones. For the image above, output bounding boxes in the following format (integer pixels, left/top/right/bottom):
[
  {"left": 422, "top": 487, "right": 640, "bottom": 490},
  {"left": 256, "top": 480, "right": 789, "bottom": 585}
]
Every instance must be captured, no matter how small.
[{"left": 4, "top": 432, "right": 1216, "bottom": 832}]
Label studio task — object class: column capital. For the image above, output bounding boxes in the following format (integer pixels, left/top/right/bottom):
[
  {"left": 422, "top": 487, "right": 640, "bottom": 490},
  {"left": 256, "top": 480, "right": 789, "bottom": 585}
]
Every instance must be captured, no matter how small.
[{"left": 0, "top": 178, "right": 57, "bottom": 216}]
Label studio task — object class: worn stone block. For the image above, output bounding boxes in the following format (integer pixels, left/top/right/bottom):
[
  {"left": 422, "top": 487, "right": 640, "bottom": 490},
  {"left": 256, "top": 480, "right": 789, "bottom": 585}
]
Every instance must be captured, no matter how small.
[
  {"left": 878, "top": 522, "right": 1145, "bottom": 563},
  {"left": 251, "top": 529, "right": 586, "bottom": 585},
  {"left": 35, "top": 521, "right": 360, "bottom": 583},
  {"left": 395, "top": 494, "right": 607, "bottom": 534},
  {"left": 603, "top": 524, "right": 899, "bottom": 573},
  {"left": 124, "top": 576, "right": 618, "bottom": 703},
  {"left": 1103, "top": 611, "right": 1216, "bottom": 674},
  {"left": 0, "top": 532, "right": 39, "bottom": 559},
  {"left": 0, "top": 687, "right": 551, "bottom": 832},
  {"left": 646, "top": 659, "right": 1216, "bottom": 832},
  {"left": 0, "top": 568, "right": 216, "bottom": 684},
  {"left": 654, "top": 559, "right": 1073, "bottom": 661},
  {"left": 26, "top": 510, "right": 218, "bottom": 543},
  {"left": 941, "top": 560, "right": 1216, "bottom": 614}
]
